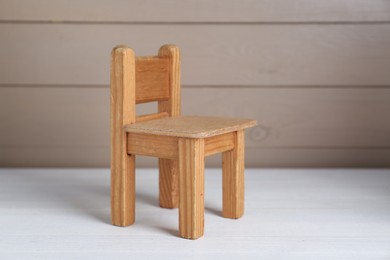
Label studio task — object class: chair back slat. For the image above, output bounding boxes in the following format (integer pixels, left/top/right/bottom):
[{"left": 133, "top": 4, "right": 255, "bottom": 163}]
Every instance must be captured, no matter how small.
[
  {"left": 111, "top": 44, "right": 181, "bottom": 125},
  {"left": 135, "top": 56, "right": 170, "bottom": 104}
]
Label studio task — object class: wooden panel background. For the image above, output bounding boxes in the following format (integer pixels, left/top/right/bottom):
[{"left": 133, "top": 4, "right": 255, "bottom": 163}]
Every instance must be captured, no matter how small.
[{"left": 0, "top": 0, "right": 390, "bottom": 167}]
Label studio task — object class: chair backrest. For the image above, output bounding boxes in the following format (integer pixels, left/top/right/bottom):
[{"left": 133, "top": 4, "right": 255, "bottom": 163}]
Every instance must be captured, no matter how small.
[{"left": 110, "top": 44, "right": 181, "bottom": 129}]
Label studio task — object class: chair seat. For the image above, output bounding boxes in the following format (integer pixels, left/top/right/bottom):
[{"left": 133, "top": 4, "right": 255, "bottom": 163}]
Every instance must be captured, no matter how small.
[{"left": 125, "top": 116, "right": 257, "bottom": 138}]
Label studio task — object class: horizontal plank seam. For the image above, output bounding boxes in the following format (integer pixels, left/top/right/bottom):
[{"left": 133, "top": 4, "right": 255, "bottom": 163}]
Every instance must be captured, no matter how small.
[
  {"left": 2, "top": 145, "right": 390, "bottom": 150},
  {"left": 2, "top": 84, "right": 390, "bottom": 89},
  {"left": 1, "top": 20, "right": 390, "bottom": 25}
]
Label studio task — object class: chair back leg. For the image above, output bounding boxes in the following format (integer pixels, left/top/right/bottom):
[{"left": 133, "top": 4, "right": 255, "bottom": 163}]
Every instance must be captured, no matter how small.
[
  {"left": 222, "top": 130, "right": 245, "bottom": 219},
  {"left": 110, "top": 46, "right": 136, "bottom": 226},
  {"left": 159, "top": 159, "right": 179, "bottom": 208}
]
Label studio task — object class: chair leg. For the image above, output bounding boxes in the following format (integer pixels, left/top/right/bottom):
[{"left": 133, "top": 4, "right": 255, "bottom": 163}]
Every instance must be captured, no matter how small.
[
  {"left": 222, "top": 130, "right": 245, "bottom": 219},
  {"left": 159, "top": 159, "right": 179, "bottom": 208},
  {"left": 178, "top": 138, "right": 205, "bottom": 239},
  {"left": 111, "top": 153, "right": 135, "bottom": 226}
]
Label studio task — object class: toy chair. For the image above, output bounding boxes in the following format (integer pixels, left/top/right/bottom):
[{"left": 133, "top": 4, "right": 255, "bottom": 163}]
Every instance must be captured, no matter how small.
[{"left": 110, "top": 44, "right": 257, "bottom": 239}]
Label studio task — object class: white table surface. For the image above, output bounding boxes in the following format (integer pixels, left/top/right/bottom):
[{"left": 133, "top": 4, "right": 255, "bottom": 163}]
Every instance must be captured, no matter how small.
[{"left": 0, "top": 168, "right": 389, "bottom": 259}]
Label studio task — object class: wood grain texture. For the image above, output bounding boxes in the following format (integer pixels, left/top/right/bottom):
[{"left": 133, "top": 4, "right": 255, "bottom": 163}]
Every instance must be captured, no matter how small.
[
  {"left": 125, "top": 116, "right": 257, "bottom": 138},
  {"left": 136, "top": 112, "right": 169, "bottom": 123},
  {"left": 1, "top": 87, "right": 390, "bottom": 167},
  {"left": 159, "top": 159, "right": 179, "bottom": 209},
  {"left": 1, "top": 24, "right": 390, "bottom": 86},
  {"left": 222, "top": 130, "right": 245, "bottom": 219},
  {"left": 127, "top": 133, "right": 178, "bottom": 159},
  {"left": 178, "top": 138, "right": 205, "bottom": 239},
  {"left": 1, "top": 0, "right": 389, "bottom": 22},
  {"left": 157, "top": 45, "right": 181, "bottom": 209},
  {"left": 135, "top": 56, "right": 169, "bottom": 104},
  {"left": 204, "top": 132, "right": 235, "bottom": 157},
  {"left": 1, "top": 87, "right": 390, "bottom": 150},
  {"left": 110, "top": 46, "right": 136, "bottom": 226},
  {"left": 158, "top": 45, "right": 181, "bottom": 117},
  {"left": 184, "top": 88, "right": 390, "bottom": 148},
  {"left": 1, "top": 0, "right": 390, "bottom": 171}
]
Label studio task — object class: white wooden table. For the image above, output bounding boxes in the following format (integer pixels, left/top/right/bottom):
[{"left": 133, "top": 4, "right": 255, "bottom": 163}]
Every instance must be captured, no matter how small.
[{"left": 0, "top": 168, "right": 389, "bottom": 259}]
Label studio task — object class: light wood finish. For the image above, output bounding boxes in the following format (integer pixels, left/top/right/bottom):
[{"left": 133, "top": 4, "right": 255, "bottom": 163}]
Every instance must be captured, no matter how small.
[
  {"left": 157, "top": 45, "right": 181, "bottom": 117},
  {"left": 1, "top": 0, "right": 390, "bottom": 171},
  {"left": 109, "top": 45, "right": 255, "bottom": 239},
  {"left": 136, "top": 112, "right": 169, "bottom": 123},
  {"left": 110, "top": 46, "right": 136, "bottom": 226},
  {"left": 159, "top": 159, "right": 179, "bottom": 209},
  {"left": 222, "top": 130, "right": 245, "bottom": 219},
  {"left": 2, "top": 87, "right": 390, "bottom": 168},
  {"left": 2, "top": 24, "right": 390, "bottom": 86},
  {"left": 178, "top": 138, "right": 205, "bottom": 239},
  {"left": 126, "top": 116, "right": 257, "bottom": 138},
  {"left": 2, "top": 87, "right": 390, "bottom": 148},
  {"left": 127, "top": 133, "right": 178, "bottom": 159},
  {"left": 1, "top": 0, "right": 389, "bottom": 22},
  {"left": 204, "top": 132, "right": 235, "bottom": 156},
  {"left": 157, "top": 45, "right": 181, "bottom": 209},
  {"left": 135, "top": 56, "right": 169, "bottom": 104}
]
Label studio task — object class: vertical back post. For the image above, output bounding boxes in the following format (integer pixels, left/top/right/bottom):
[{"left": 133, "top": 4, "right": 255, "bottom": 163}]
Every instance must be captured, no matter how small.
[
  {"left": 157, "top": 45, "right": 181, "bottom": 208},
  {"left": 158, "top": 44, "right": 181, "bottom": 116},
  {"left": 110, "top": 46, "right": 136, "bottom": 226}
]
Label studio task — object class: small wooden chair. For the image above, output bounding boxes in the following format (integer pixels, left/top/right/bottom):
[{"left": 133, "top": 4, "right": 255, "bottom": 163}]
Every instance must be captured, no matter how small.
[{"left": 110, "top": 44, "right": 257, "bottom": 239}]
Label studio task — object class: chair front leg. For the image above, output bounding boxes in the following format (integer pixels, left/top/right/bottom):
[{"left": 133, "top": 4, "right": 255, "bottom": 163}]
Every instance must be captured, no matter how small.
[
  {"left": 178, "top": 138, "right": 205, "bottom": 239},
  {"left": 111, "top": 151, "right": 135, "bottom": 227},
  {"left": 222, "top": 130, "right": 245, "bottom": 219},
  {"left": 159, "top": 158, "right": 179, "bottom": 208}
]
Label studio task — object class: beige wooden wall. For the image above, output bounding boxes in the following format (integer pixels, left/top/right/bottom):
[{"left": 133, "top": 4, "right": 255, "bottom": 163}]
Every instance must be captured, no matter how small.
[{"left": 1, "top": 0, "right": 390, "bottom": 168}]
